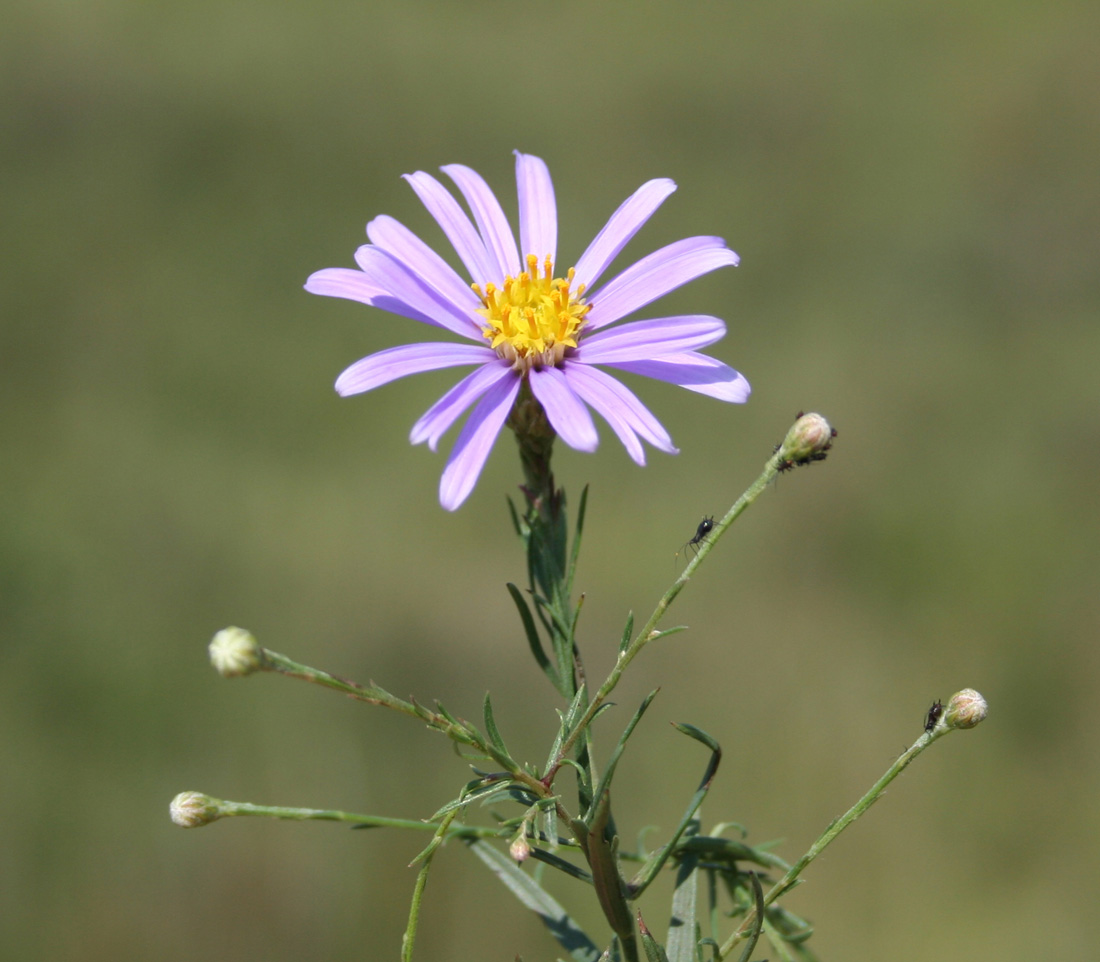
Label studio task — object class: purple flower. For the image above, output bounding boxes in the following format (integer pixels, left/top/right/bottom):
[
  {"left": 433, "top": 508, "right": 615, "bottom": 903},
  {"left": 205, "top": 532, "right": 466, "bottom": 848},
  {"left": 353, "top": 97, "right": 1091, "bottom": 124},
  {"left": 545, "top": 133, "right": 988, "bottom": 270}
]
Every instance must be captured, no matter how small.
[{"left": 306, "top": 152, "right": 750, "bottom": 510}]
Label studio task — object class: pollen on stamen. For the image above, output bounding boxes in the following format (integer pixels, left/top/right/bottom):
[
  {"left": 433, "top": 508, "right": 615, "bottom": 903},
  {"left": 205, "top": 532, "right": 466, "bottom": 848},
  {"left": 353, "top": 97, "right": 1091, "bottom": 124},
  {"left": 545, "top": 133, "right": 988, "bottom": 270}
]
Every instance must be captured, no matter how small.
[{"left": 475, "top": 255, "right": 591, "bottom": 373}]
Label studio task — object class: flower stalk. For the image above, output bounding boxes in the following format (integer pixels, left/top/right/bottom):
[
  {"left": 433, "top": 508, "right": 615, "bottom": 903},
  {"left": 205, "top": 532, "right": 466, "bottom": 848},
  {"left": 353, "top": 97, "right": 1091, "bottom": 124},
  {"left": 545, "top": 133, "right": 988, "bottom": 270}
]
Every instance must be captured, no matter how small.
[{"left": 718, "top": 687, "right": 987, "bottom": 958}]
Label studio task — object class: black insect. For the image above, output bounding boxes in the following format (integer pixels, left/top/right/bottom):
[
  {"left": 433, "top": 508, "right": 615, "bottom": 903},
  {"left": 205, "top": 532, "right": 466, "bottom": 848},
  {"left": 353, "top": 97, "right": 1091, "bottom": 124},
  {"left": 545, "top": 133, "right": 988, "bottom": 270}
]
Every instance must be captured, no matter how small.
[
  {"left": 924, "top": 699, "right": 944, "bottom": 733},
  {"left": 679, "top": 515, "right": 715, "bottom": 559}
]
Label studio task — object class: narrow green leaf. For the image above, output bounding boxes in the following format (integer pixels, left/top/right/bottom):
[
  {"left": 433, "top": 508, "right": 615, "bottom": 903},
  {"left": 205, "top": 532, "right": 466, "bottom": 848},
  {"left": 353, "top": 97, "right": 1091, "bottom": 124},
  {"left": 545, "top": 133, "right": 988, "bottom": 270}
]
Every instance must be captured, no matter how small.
[
  {"left": 619, "top": 612, "right": 635, "bottom": 653},
  {"left": 544, "top": 686, "right": 590, "bottom": 776},
  {"left": 466, "top": 839, "right": 601, "bottom": 962},
  {"left": 638, "top": 911, "right": 671, "bottom": 962},
  {"left": 483, "top": 692, "right": 510, "bottom": 756},
  {"left": 734, "top": 873, "right": 764, "bottom": 962},
  {"left": 627, "top": 726, "right": 721, "bottom": 898},
  {"left": 506, "top": 495, "right": 526, "bottom": 539},
  {"left": 766, "top": 904, "right": 815, "bottom": 944},
  {"left": 570, "top": 591, "right": 586, "bottom": 636},
  {"left": 675, "top": 836, "right": 789, "bottom": 871},
  {"left": 425, "top": 775, "right": 512, "bottom": 821},
  {"left": 670, "top": 723, "right": 720, "bottom": 760},
  {"left": 648, "top": 625, "right": 689, "bottom": 642},
  {"left": 586, "top": 689, "right": 659, "bottom": 821},
  {"left": 433, "top": 701, "right": 461, "bottom": 727},
  {"left": 477, "top": 786, "right": 539, "bottom": 809},
  {"left": 506, "top": 582, "right": 560, "bottom": 689},
  {"left": 528, "top": 846, "right": 594, "bottom": 884},
  {"left": 402, "top": 810, "right": 457, "bottom": 961},
  {"left": 566, "top": 484, "right": 590, "bottom": 594},
  {"left": 665, "top": 852, "right": 700, "bottom": 962}
]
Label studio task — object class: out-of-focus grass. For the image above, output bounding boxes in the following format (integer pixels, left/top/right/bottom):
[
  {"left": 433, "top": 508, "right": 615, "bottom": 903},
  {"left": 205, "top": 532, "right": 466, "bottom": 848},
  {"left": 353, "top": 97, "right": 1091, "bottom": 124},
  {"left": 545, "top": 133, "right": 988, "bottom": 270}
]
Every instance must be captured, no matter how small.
[{"left": 3, "top": 1, "right": 1098, "bottom": 959}]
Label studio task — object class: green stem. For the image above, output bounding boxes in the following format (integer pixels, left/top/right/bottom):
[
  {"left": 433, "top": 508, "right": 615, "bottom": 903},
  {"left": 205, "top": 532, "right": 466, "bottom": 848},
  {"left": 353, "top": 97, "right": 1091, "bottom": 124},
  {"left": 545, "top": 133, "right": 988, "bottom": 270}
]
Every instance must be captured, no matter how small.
[
  {"left": 402, "top": 810, "right": 459, "bottom": 962},
  {"left": 718, "top": 725, "right": 953, "bottom": 958},
  {"left": 258, "top": 647, "right": 553, "bottom": 801},
  {"left": 210, "top": 800, "right": 506, "bottom": 838},
  {"left": 259, "top": 648, "right": 421, "bottom": 715},
  {"left": 554, "top": 452, "right": 785, "bottom": 766}
]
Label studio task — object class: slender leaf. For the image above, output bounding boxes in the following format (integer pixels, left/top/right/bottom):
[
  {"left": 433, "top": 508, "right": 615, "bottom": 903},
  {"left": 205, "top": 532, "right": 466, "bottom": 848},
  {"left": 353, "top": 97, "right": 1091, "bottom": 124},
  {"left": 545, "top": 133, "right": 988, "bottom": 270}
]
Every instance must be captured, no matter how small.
[
  {"left": 544, "top": 686, "right": 590, "bottom": 776},
  {"left": 466, "top": 839, "right": 601, "bottom": 962},
  {"left": 566, "top": 484, "right": 590, "bottom": 594},
  {"left": 478, "top": 786, "right": 539, "bottom": 809},
  {"left": 628, "top": 725, "right": 722, "bottom": 898},
  {"left": 675, "top": 836, "right": 789, "bottom": 871},
  {"left": 402, "top": 810, "right": 457, "bottom": 961},
  {"left": 586, "top": 689, "right": 659, "bottom": 821},
  {"left": 483, "top": 692, "right": 511, "bottom": 758},
  {"left": 619, "top": 612, "right": 635, "bottom": 653},
  {"left": 507, "top": 582, "right": 559, "bottom": 688},
  {"left": 734, "top": 873, "right": 764, "bottom": 962},
  {"left": 638, "top": 911, "right": 671, "bottom": 962},
  {"left": 426, "top": 775, "right": 511, "bottom": 821},
  {"left": 528, "top": 846, "right": 594, "bottom": 884},
  {"left": 665, "top": 851, "right": 700, "bottom": 962},
  {"left": 506, "top": 495, "right": 525, "bottom": 539},
  {"left": 647, "top": 626, "right": 689, "bottom": 642}
]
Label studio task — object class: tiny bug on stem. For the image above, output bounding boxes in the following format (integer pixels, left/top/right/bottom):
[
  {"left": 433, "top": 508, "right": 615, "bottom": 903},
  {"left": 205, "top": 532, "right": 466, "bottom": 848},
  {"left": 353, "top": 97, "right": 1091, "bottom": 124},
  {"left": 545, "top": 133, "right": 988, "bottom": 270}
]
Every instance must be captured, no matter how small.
[
  {"left": 924, "top": 699, "right": 944, "bottom": 733},
  {"left": 677, "top": 515, "right": 714, "bottom": 561}
]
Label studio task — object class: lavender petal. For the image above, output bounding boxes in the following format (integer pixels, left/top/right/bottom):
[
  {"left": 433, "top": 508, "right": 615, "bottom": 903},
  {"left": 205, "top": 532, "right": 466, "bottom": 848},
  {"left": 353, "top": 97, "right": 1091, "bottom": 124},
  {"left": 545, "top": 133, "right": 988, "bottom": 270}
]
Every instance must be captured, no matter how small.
[
  {"left": 410, "top": 361, "right": 514, "bottom": 451},
  {"left": 304, "top": 267, "right": 387, "bottom": 305},
  {"left": 353, "top": 246, "right": 482, "bottom": 339},
  {"left": 528, "top": 366, "right": 599, "bottom": 452},
  {"left": 515, "top": 152, "right": 557, "bottom": 264},
  {"left": 438, "top": 374, "right": 521, "bottom": 511},
  {"left": 578, "top": 315, "right": 726, "bottom": 363},
  {"left": 585, "top": 237, "right": 739, "bottom": 330},
  {"left": 560, "top": 370, "right": 645, "bottom": 464},
  {"left": 565, "top": 364, "right": 677, "bottom": 455},
  {"left": 573, "top": 178, "right": 677, "bottom": 292},
  {"left": 403, "top": 170, "right": 498, "bottom": 284},
  {"left": 335, "top": 342, "right": 495, "bottom": 397},
  {"left": 605, "top": 353, "right": 751, "bottom": 402},
  {"left": 366, "top": 215, "right": 481, "bottom": 312},
  {"left": 442, "top": 164, "right": 521, "bottom": 279}
]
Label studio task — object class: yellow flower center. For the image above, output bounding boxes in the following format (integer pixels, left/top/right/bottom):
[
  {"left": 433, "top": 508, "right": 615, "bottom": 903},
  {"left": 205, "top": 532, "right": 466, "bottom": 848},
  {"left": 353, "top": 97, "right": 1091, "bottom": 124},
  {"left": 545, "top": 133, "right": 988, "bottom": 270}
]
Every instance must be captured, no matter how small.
[{"left": 473, "top": 254, "right": 590, "bottom": 372}]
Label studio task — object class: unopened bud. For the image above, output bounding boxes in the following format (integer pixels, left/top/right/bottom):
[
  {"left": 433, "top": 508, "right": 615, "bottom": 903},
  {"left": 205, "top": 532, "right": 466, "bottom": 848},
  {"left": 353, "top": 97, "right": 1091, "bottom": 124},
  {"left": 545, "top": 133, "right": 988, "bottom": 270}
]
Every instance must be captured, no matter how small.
[
  {"left": 775, "top": 411, "right": 837, "bottom": 472},
  {"left": 170, "top": 791, "right": 224, "bottom": 828},
  {"left": 509, "top": 834, "right": 532, "bottom": 862},
  {"left": 944, "top": 688, "right": 988, "bottom": 729},
  {"left": 209, "top": 627, "right": 264, "bottom": 677}
]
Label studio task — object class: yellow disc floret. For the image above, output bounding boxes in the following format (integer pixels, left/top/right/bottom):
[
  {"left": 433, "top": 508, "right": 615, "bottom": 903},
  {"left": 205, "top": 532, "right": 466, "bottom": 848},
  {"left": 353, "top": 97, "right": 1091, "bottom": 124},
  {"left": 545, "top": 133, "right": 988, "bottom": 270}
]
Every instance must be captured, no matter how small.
[{"left": 473, "top": 254, "right": 591, "bottom": 372}]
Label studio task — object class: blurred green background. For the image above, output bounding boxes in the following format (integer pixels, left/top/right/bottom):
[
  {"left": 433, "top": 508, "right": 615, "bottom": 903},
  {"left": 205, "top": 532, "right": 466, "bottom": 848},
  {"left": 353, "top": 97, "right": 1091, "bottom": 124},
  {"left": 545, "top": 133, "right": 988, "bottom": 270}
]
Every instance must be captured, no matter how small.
[{"left": 4, "top": 0, "right": 1098, "bottom": 958}]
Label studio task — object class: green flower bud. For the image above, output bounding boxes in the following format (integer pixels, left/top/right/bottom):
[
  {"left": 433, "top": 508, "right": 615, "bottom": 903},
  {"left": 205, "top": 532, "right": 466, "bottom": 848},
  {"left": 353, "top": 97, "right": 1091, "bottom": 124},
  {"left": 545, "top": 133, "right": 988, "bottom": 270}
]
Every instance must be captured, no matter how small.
[
  {"left": 944, "top": 688, "right": 988, "bottom": 730},
  {"left": 775, "top": 411, "right": 837, "bottom": 471},
  {"left": 208, "top": 626, "right": 264, "bottom": 678},
  {"left": 509, "top": 834, "right": 532, "bottom": 862},
  {"left": 170, "top": 791, "right": 224, "bottom": 828}
]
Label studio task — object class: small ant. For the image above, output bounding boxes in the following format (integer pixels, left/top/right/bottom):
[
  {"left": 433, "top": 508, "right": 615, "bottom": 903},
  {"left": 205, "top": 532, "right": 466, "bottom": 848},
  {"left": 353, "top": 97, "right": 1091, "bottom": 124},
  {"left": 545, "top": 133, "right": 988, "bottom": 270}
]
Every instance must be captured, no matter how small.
[
  {"left": 678, "top": 515, "right": 715, "bottom": 561},
  {"left": 924, "top": 699, "right": 944, "bottom": 733}
]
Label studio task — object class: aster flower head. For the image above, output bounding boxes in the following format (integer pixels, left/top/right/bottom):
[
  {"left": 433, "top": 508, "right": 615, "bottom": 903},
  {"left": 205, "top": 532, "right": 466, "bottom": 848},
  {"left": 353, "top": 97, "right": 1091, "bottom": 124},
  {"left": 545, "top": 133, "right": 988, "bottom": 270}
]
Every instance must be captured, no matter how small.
[{"left": 307, "top": 152, "right": 750, "bottom": 510}]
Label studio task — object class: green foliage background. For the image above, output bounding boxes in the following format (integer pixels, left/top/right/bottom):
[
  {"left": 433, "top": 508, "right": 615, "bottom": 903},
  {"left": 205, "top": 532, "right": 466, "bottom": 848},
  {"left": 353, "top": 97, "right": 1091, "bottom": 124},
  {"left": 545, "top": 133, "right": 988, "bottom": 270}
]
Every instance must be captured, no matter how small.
[{"left": 4, "top": 1, "right": 1098, "bottom": 959}]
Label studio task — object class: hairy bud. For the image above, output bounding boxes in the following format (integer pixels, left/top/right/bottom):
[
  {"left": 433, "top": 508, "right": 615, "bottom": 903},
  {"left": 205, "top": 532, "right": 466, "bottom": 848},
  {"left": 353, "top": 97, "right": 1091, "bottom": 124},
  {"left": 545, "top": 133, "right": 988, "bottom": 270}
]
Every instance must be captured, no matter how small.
[
  {"left": 170, "top": 791, "right": 224, "bottom": 828},
  {"left": 209, "top": 627, "right": 264, "bottom": 678},
  {"left": 775, "top": 411, "right": 837, "bottom": 471},
  {"left": 945, "top": 688, "right": 988, "bottom": 730}
]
